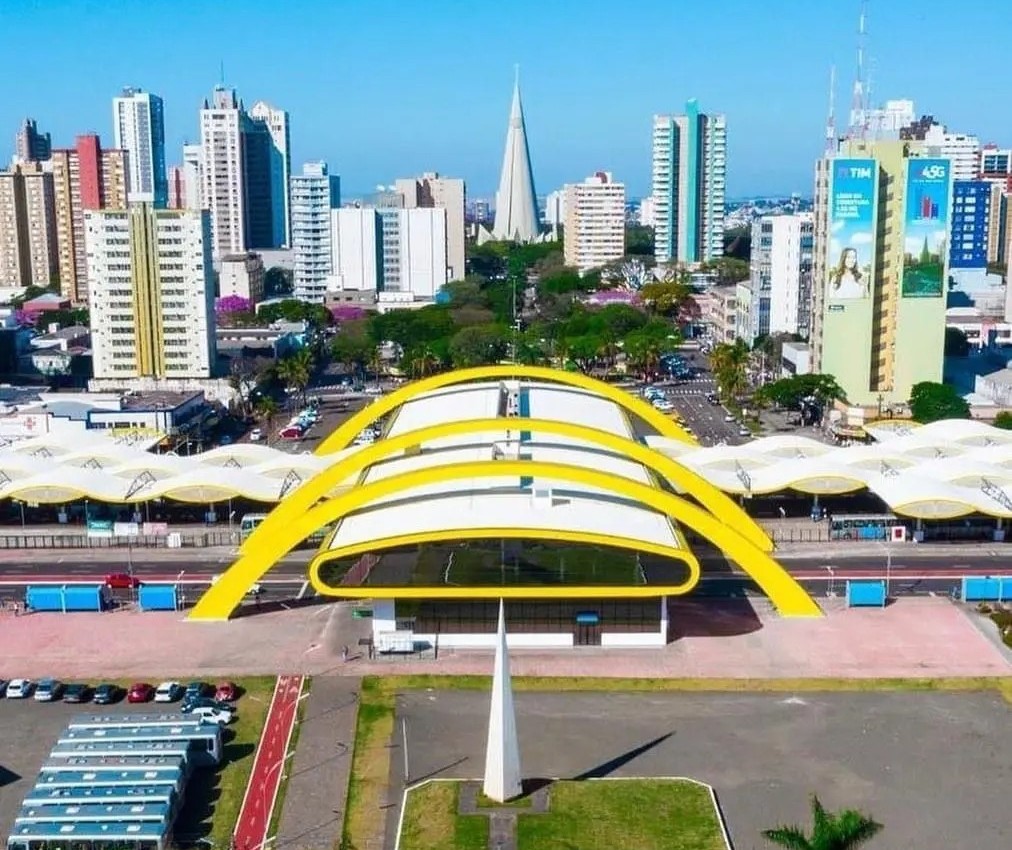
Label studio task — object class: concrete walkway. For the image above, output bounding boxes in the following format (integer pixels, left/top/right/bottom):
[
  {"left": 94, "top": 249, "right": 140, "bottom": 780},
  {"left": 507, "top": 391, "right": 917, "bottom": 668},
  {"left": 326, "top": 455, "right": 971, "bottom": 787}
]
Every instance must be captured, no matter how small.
[{"left": 274, "top": 676, "right": 360, "bottom": 850}]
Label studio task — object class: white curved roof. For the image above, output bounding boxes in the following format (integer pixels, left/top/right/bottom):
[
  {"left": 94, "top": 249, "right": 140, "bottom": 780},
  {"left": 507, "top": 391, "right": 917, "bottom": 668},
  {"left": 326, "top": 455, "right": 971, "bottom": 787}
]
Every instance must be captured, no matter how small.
[
  {"left": 0, "top": 433, "right": 331, "bottom": 504},
  {"left": 646, "top": 419, "right": 1012, "bottom": 519}
]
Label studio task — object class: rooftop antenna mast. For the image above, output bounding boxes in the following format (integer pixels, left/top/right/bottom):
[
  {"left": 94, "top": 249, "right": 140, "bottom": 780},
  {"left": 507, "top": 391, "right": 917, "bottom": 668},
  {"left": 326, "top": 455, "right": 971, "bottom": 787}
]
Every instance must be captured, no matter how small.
[
  {"left": 825, "top": 65, "right": 837, "bottom": 154},
  {"left": 848, "top": 0, "right": 868, "bottom": 139}
]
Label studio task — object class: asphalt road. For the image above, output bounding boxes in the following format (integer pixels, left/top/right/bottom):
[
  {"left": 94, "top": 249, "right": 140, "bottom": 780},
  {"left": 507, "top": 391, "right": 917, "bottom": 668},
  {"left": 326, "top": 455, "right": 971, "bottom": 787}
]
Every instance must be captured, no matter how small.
[{"left": 0, "top": 550, "right": 1002, "bottom": 601}]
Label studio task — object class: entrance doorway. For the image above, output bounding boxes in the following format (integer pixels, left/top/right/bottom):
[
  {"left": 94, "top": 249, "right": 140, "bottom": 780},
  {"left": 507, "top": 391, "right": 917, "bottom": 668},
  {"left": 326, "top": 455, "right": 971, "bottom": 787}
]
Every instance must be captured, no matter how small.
[{"left": 575, "top": 610, "right": 602, "bottom": 646}]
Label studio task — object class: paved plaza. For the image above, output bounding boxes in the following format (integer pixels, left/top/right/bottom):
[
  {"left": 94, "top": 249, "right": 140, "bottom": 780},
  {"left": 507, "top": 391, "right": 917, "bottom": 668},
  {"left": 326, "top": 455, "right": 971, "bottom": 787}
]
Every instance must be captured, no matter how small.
[
  {"left": 394, "top": 689, "right": 1012, "bottom": 849},
  {"left": 0, "top": 596, "right": 1009, "bottom": 679}
]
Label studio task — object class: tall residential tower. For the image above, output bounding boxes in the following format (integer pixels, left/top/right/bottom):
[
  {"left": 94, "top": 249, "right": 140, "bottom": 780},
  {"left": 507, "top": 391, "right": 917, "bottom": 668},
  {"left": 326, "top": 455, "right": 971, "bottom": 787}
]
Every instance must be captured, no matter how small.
[
  {"left": 15, "top": 118, "right": 51, "bottom": 162},
  {"left": 395, "top": 172, "right": 465, "bottom": 281},
  {"left": 113, "top": 87, "right": 167, "bottom": 207},
  {"left": 291, "top": 161, "right": 341, "bottom": 302},
  {"left": 651, "top": 99, "right": 726, "bottom": 266},
  {"left": 563, "top": 172, "right": 626, "bottom": 274},
  {"left": 249, "top": 101, "right": 291, "bottom": 247}
]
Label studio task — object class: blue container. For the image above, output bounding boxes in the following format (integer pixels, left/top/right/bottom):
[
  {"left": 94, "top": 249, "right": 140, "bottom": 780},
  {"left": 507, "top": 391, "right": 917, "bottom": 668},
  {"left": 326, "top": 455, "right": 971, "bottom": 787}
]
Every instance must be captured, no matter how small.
[
  {"left": 846, "top": 580, "right": 887, "bottom": 608},
  {"left": 138, "top": 584, "right": 179, "bottom": 612}
]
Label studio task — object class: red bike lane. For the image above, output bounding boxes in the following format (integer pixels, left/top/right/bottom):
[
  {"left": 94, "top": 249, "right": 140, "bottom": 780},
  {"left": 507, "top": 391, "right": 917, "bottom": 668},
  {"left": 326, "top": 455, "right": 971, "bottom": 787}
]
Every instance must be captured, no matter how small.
[{"left": 233, "top": 674, "right": 304, "bottom": 850}]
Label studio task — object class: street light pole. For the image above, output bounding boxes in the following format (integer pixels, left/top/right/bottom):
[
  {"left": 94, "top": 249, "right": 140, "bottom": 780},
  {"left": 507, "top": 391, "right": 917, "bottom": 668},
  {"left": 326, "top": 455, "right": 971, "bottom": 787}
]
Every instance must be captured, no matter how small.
[{"left": 886, "top": 549, "right": 892, "bottom": 597}]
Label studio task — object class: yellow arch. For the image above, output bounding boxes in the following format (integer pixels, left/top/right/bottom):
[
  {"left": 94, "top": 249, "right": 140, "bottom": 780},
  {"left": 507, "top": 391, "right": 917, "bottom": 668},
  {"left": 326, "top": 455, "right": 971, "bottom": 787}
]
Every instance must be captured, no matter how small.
[
  {"left": 241, "top": 417, "right": 773, "bottom": 557},
  {"left": 308, "top": 527, "right": 701, "bottom": 599},
  {"left": 190, "top": 459, "right": 819, "bottom": 621},
  {"left": 315, "top": 365, "right": 698, "bottom": 455}
]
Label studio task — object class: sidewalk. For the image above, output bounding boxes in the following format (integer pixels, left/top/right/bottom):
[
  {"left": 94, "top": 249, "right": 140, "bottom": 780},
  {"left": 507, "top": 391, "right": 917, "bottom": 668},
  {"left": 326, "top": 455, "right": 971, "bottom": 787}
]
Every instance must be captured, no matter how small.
[{"left": 274, "top": 677, "right": 359, "bottom": 850}]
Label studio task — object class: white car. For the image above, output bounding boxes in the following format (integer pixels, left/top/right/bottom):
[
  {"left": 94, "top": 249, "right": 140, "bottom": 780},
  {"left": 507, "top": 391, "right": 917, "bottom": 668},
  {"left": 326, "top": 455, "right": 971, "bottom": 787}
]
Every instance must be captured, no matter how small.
[
  {"left": 364, "top": 386, "right": 384, "bottom": 395},
  {"left": 248, "top": 428, "right": 263, "bottom": 442},
  {"left": 5, "top": 678, "right": 33, "bottom": 698},
  {"left": 189, "top": 704, "right": 234, "bottom": 725},
  {"left": 154, "top": 681, "right": 183, "bottom": 703},
  {"left": 724, "top": 414, "right": 736, "bottom": 423}
]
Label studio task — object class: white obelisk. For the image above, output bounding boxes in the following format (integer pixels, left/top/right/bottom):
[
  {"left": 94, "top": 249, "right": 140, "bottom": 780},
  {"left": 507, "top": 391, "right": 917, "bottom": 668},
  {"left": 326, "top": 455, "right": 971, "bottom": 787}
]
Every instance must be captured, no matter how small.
[{"left": 482, "top": 599, "right": 523, "bottom": 802}]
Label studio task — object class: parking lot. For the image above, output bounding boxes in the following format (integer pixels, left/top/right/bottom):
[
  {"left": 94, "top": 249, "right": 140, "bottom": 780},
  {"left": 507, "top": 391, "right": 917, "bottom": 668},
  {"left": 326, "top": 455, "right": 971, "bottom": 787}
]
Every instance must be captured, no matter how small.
[{"left": 396, "top": 689, "right": 1012, "bottom": 849}]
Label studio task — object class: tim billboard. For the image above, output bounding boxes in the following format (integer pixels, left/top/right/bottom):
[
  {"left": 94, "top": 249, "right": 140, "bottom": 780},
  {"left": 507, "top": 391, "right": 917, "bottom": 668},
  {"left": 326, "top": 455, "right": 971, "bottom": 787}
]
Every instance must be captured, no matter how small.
[
  {"left": 827, "top": 159, "right": 877, "bottom": 300},
  {"left": 902, "top": 158, "right": 951, "bottom": 297}
]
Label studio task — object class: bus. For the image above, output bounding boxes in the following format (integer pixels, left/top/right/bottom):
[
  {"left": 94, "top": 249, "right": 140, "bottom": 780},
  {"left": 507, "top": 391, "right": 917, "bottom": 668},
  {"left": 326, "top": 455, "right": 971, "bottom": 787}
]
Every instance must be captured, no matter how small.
[
  {"left": 240, "top": 512, "right": 268, "bottom": 540},
  {"left": 49, "top": 740, "right": 193, "bottom": 764},
  {"left": 22, "top": 783, "right": 177, "bottom": 808},
  {"left": 15, "top": 801, "right": 173, "bottom": 825},
  {"left": 68, "top": 713, "right": 208, "bottom": 731},
  {"left": 7, "top": 819, "right": 169, "bottom": 850},
  {"left": 55, "top": 725, "right": 222, "bottom": 766},
  {"left": 829, "top": 513, "right": 903, "bottom": 541}
]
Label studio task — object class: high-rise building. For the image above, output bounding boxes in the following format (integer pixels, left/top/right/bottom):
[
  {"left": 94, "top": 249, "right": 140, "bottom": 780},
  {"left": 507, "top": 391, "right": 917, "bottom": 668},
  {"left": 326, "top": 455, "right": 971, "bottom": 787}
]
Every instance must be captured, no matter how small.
[
  {"left": 543, "top": 189, "right": 566, "bottom": 228},
  {"left": 743, "top": 213, "right": 814, "bottom": 345},
  {"left": 219, "top": 252, "right": 265, "bottom": 304},
  {"left": 241, "top": 118, "right": 275, "bottom": 250},
  {"left": 811, "top": 141, "right": 950, "bottom": 405},
  {"left": 563, "top": 172, "right": 626, "bottom": 274},
  {"left": 199, "top": 87, "right": 247, "bottom": 257},
  {"left": 0, "top": 161, "right": 58, "bottom": 287},
  {"left": 864, "top": 99, "right": 916, "bottom": 139},
  {"left": 489, "top": 77, "right": 539, "bottom": 243},
  {"left": 901, "top": 119, "right": 980, "bottom": 182},
  {"left": 652, "top": 99, "right": 726, "bottom": 265},
  {"left": 15, "top": 118, "right": 52, "bottom": 162},
  {"left": 637, "top": 196, "right": 656, "bottom": 228},
  {"left": 113, "top": 87, "right": 167, "bottom": 207},
  {"left": 182, "top": 143, "right": 202, "bottom": 212},
  {"left": 291, "top": 161, "right": 341, "bottom": 302},
  {"left": 85, "top": 204, "right": 215, "bottom": 379},
  {"left": 949, "top": 181, "right": 990, "bottom": 271},
  {"left": 979, "top": 146, "right": 1012, "bottom": 193},
  {"left": 50, "top": 134, "right": 129, "bottom": 302},
  {"left": 395, "top": 172, "right": 465, "bottom": 281},
  {"left": 330, "top": 206, "right": 447, "bottom": 300},
  {"left": 249, "top": 100, "right": 291, "bottom": 247}
]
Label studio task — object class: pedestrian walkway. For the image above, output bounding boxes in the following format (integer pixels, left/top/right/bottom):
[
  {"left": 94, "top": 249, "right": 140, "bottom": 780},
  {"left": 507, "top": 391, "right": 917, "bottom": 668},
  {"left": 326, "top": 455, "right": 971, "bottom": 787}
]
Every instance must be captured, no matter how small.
[
  {"left": 274, "top": 677, "right": 360, "bottom": 850},
  {"left": 234, "top": 674, "right": 304, "bottom": 850}
]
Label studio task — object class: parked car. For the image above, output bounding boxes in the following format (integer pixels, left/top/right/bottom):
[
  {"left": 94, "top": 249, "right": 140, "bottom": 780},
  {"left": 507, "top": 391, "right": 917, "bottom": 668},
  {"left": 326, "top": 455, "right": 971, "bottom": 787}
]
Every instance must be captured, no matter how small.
[
  {"left": 723, "top": 414, "right": 736, "bottom": 423},
  {"left": 105, "top": 572, "right": 140, "bottom": 589},
  {"left": 249, "top": 428, "right": 263, "bottom": 442},
  {"left": 127, "top": 682, "right": 154, "bottom": 703},
  {"left": 182, "top": 696, "right": 236, "bottom": 714},
  {"left": 34, "top": 678, "right": 63, "bottom": 702},
  {"left": 187, "top": 704, "right": 234, "bottom": 725},
  {"left": 154, "top": 681, "right": 184, "bottom": 703},
  {"left": 5, "top": 678, "right": 32, "bottom": 698},
  {"left": 184, "top": 681, "right": 212, "bottom": 702},
  {"left": 364, "top": 386, "right": 384, "bottom": 395},
  {"left": 93, "top": 683, "right": 123, "bottom": 705},
  {"left": 738, "top": 427, "right": 752, "bottom": 437},
  {"left": 215, "top": 681, "right": 238, "bottom": 702},
  {"left": 63, "top": 683, "right": 91, "bottom": 704},
  {"left": 279, "top": 426, "right": 302, "bottom": 440}
]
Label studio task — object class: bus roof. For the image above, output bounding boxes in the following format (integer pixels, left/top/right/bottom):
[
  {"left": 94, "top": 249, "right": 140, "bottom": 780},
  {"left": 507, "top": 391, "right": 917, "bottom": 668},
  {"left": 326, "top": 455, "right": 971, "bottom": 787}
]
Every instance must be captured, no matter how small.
[
  {"left": 49, "top": 740, "right": 191, "bottom": 759},
  {"left": 35, "top": 769, "right": 183, "bottom": 788},
  {"left": 59, "top": 724, "right": 219, "bottom": 745},
  {"left": 39, "top": 754, "right": 185, "bottom": 774},
  {"left": 16, "top": 800, "right": 172, "bottom": 824},
  {"left": 7, "top": 819, "right": 166, "bottom": 839},
  {"left": 68, "top": 713, "right": 208, "bottom": 729},
  {"left": 23, "top": 784, "right": 176, "bottom": 806}
]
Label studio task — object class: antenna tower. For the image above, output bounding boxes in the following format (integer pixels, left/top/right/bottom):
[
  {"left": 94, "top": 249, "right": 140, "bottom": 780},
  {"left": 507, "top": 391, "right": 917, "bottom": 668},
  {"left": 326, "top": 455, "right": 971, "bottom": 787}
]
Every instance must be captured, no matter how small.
[
  {"left": 848, "top": 1, "right": 868, "bottom": 139},
  {"left": 825, "top": 65, "right": 837, "bottom": 154}
]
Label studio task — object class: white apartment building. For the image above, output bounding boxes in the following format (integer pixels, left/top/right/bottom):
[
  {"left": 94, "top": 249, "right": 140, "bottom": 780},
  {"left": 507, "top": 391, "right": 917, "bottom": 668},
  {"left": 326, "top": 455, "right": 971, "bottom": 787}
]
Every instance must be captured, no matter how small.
[
  {"left": 864, "top": 99, "right": 916, "bottom": 138},
  {"left": 743, "top": 213, "right": 814, "bottom": 344},
  {"left": 291, "top": 161, "right": 341, "bottom": 302},
  {"left": 563, "top": 171, "right": 626, "bottom": 273},
  {"left": 330, "top": 206, "right": 447, "bottom": 300},
  {"left": 182, "top": 143, "right": 202, "bottom": 212},
  {"left": 395, "top": 172, "right": 465, "bottom": 281},
  {"left": 922, "top": 123, "right": 980, "bottom": 182},
  {"left": 219, "top": 252, "right": 265, "bottom": 304},
  {"left": 85, "top": 204, "right": 216, "bottom": 379},
  {"left": 637, "top": 195, "right": 656, "bottom": 228},
  {"left": 249, "top": 100, "right": 291, "bottom": 247},
  {"left": 200, "top": 87, "right": 247, "bottom": 258},
  {"left": 652, "top": 99, "right": 726, "bottom": 265},
  {"left": 112, "top": 87, "right": 167, "bottom": 207}
]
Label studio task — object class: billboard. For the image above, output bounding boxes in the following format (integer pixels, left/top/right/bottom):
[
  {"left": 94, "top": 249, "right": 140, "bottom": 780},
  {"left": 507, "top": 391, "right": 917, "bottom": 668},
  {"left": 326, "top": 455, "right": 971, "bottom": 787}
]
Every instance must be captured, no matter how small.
[
  {"left": 902, "top": 158, "right": 951, "bottom": 297},
  {"left": 948, "top": 180, "right": 989, "bottom": 270},
  {"left": 827, "top": 159, "right": 877, "bottom": 300}
]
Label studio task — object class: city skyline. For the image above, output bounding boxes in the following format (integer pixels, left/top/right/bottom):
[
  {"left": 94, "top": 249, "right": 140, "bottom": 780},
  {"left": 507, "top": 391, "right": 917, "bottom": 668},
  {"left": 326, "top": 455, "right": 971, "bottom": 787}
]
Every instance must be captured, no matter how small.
[{"left": 2, "top": 0, "right": 1011, "bottom": 199}]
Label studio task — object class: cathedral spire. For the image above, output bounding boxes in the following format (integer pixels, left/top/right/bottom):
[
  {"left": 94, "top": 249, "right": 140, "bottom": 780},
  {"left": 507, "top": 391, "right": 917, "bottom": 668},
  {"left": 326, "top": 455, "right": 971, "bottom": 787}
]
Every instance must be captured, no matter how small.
[{"left": 491, "top": 70, "right": 540, "bottom": 243}]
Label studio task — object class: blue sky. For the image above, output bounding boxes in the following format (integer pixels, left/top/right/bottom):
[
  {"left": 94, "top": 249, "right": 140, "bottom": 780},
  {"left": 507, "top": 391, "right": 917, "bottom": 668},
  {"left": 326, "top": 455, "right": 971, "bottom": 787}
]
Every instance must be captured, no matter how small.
[{"left": 1, "top": 0, "right": 1009, "bottom": 199}]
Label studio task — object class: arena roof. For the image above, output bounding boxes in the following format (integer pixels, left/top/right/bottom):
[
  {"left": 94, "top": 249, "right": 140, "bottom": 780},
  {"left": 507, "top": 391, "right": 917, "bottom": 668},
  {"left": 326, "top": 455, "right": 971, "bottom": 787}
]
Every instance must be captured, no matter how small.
[
  {"left": 647, "top": 419, "right": 1012, "bottom": 519},
  {"left": 327, "top": 381, "right": 689, "bottom": 554}
]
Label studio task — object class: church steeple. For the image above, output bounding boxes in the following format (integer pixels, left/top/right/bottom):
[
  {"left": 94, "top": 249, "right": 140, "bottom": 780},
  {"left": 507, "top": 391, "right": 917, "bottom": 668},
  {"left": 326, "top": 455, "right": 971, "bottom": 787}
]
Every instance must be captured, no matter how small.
[{"left": 491, "top": 69, "right": 540, "bottom": 243}]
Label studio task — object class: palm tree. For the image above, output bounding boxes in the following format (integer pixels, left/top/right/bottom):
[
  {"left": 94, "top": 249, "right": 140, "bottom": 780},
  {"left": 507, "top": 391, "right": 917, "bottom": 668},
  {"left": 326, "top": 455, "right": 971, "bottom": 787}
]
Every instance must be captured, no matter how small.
[
  {"left": 276, "top": 349, "right": 314, "bottom": 402},
  {"left": 710, "top": 338, "right": 750, "bottom": 402},
  {"left": 763, "top": 795, "right": 882, "bottom": 850},
  {"left": 253, "top": 396, "right": 280, "bottom": 443},
  {"left": 409, "top": 347, "right": 439, "bottom": 379}
]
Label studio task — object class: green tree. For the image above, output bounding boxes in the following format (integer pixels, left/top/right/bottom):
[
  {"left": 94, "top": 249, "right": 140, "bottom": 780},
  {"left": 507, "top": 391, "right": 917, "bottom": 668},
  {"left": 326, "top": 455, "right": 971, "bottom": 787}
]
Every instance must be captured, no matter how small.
[
  {"left": 330, "top": 319, "right": 375, "bottom": 373},
  {"left": 253, "top": 395, "right": 280, "bottom": 442},
  {"left": 276, "top": 349, "right": 314, "bottom": 400},
  {"left": 625, "top": 225, "right": 654, "bottom": 256},
  {"left": 756, "top": 374, "right": 846, "bottom": 409},
  {"left": 944, "top": 326, "right": 970, "bottom": 357},
  {"left": 565, "top": 333, "right": 605, "bottom": 373},
  {"left": 702, "top": 256, "right": 750, "bottom": 285},
  {"left": 263, "top": 266, "right": 293, "bottom": 297},
  {"left": 908, "top": 381, "right": 971, "bottom": 423},
  {"left": 448, "top": 325, "right": 508, "bottom": 367},
  {"left": 994, "top": 411, "right": 1012, "bottom": 430},
  {"left": 640, "top": 279, "right": 692, "bottom": 317},
  {"left": 763, "top": 795, "right": 882, "bottom": 850},
  {"left": 710, "top": 339, "right": 751, "bottom": 401}
]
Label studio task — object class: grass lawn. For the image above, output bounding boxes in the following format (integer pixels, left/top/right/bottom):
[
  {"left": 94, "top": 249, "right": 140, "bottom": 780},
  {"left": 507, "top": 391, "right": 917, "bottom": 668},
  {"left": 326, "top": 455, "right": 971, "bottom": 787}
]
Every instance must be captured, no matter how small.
[
  {"left": 398, "top": 779, "right": 724, "bottom": 850},
  {"left": 170, "top": 675, "right": 277, "bottom": 847}
]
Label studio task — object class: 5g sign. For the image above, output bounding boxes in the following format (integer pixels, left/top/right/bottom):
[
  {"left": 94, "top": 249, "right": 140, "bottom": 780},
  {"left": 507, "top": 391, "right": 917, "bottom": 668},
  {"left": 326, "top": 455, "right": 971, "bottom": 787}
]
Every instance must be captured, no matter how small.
[{"left": 919, "top": 164, "right": 947, "bottom": 180}]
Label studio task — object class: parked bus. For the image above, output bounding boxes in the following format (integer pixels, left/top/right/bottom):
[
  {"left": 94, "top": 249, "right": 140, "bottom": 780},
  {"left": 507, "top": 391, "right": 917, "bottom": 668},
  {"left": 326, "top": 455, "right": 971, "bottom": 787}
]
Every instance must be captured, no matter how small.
[
  {"left": 49, "top": 739, "right": 193, "bottom": 764},
  {"left": 38, "top": 754, "right": 185, "bottom": 780},
  {"left": 22, "top": 783, "right": 177, "bottom": 807},
  {"left": 67, "top": 713, "right": 208, "bottom": 731},
  {"left": 15, "top": 801, "right": 173, "bottom": 825},
  {"left": 55, "top": 724, "right": 222, "bottom": 766},
  {"left": 7, "top": 819, "right": 169, "bottom": 850},
  {"left": 829, "top": 512, "right": 902, "bottom": 541}
]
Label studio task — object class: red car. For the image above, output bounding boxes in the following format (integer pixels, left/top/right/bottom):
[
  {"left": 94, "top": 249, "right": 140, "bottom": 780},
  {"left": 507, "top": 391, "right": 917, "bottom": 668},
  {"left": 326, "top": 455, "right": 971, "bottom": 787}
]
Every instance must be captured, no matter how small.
[
  {"left": 215, "top": 681, "right": 238, "bottom": 702},
  {"left": 127, "top": 682, "right": 154, "bottom": 703},
  {"left": 105, "top": 573, "right": 140, "bottom": 589}
]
